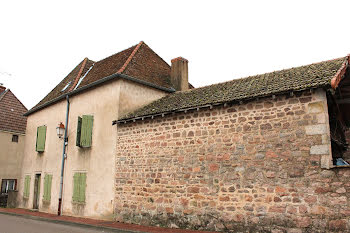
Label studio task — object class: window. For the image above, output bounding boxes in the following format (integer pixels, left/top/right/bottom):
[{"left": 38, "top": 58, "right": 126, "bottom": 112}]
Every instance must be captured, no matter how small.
[
  {"left": 12, "top": 135, "right": 18, "bottom": 143},
  {"left": 36, "top": 126, "right": 47, "bottom": 152},
  {"left": 1, "top": 179, "right": 16, "bottom": 193},
  {"left": 23, "top": 175, "right": 31, "bottom": 198},
  {"left": 76, "top": 115, "right": 93, "bottom": 147},
  {"left": 61, "top": 81, "right": 72, "bottom": 92},
  {"left": 43, "top": 174, "right": 52, "bottom": 202},
  {"left": 72, "top": 173, "right": 86, "bottom": 203},
  {"left": 74, "top": 64, "right": 94, "bottom": 90}
]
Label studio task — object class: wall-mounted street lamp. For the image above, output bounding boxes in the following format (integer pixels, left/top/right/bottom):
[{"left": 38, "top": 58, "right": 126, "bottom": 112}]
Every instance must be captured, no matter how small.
[{"left": 56, "top": 123, "right": 65, "bottom": 138}]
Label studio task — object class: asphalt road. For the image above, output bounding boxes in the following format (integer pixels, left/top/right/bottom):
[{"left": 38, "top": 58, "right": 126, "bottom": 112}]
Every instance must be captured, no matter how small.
[{"left": 0, "top": 214, "right": 132, "bottom": 233}]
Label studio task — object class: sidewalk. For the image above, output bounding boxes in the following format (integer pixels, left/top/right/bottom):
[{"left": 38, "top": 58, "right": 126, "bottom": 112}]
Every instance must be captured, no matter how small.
[{"left": 0, "top": 208, "right": 217, "bottom": 233}]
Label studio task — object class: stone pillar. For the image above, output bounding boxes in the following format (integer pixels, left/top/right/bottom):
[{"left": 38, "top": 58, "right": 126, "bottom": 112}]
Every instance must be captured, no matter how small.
[{"left": 307, "top": 89, "right": 333, "bottom": 169}]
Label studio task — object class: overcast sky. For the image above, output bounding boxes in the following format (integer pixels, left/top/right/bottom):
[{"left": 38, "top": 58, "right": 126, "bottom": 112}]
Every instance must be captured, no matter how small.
[{"left": 1, "top": 0, "right": 350, "bottom": 109}]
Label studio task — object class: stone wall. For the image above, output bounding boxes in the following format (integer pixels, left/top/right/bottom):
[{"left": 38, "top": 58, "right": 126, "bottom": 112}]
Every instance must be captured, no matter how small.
[{"left": 115, "top": 89, "right": 350, "bottom": 232}]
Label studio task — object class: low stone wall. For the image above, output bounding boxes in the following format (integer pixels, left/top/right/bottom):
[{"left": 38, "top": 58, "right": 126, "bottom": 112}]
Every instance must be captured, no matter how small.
[{"left": 115, "top": 89, "right": 349, "bottom": 232}]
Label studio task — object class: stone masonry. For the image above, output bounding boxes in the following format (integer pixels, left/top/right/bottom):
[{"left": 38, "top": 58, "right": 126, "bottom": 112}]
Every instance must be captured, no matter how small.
[{"left": 115, "top": 89, "right": 350, "bottom": 232}]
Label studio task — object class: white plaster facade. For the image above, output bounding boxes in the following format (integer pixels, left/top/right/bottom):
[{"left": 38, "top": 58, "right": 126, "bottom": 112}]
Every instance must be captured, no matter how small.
[
  {"left": 0, "top": 130, "right": 25, "bottom": 190},
  {"left": 18, "top": 79, "right": 166, "bottom": 219}
]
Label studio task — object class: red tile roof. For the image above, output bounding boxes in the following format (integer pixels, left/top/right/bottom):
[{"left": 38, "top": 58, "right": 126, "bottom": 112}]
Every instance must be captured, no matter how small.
[
  {"left": 33, "top": 58, "right": 95, "bottom": 109},
  {"left": 121, "top": 42, "right": 172, "bottom": 89},
  {"left": 29, "top": 41, "right": 175, "bottom": 114},
  {"left": 117, "top": 41, "right": 143, "bottom": 73},
  {"left": 0, "top": 88, "right": 28, "bottom": 133},
  {"left": 68, "top": 57, "right": 89, "bottom": 92}
]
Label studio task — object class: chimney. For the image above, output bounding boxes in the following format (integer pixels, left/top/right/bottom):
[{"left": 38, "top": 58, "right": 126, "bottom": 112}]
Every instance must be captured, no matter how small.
[
  {"left": 0, "top": 84, "right": 5, "bottom": 93},
  {"left": 171, "top": 57, "right": 188, "bottom": 91}
]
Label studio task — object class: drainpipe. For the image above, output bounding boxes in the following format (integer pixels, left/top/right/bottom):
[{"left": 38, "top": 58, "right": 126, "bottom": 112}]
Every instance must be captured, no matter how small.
[{"left": 58, "top": 95, "right": 70, "bottom": 215}]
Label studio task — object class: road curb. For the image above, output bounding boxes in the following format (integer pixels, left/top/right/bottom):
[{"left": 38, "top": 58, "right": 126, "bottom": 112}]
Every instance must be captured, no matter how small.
[{"left": 0, "top": 211, "right": 139, "bottom": 233}]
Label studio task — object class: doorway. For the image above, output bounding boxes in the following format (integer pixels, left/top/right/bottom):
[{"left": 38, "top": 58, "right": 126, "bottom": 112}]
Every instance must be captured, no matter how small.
[{"left": 33, "top": 174, "right": 41, "bottom": 209}]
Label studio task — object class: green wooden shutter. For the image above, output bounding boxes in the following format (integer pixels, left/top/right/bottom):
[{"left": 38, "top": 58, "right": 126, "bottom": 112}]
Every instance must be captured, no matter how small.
[
  {"left": 43, "top": 175, "right": 52, "bottom": 201},
  {"left": 73, "top": 172, "right": 86, "bottom": 203},
  {"left": 80, "top": 117, "right": 87, "bottom": 146},
  {"left": 35, "top": 128, "right": 39, "bottom": 151},
  {"left": 26, "top": 176, "right": 30, "bottom": 198},
  {"left": 43, "top": 175, "right": 48, "bottom": 201},
  {"left": 47, "top": 175, "right": 52, "bottom": 201},
  {"left": 27, "top": 176, "right": 31, "bottom": 197},
  {"left": 36, "top": 126, "right": 47, "bottom": 152},
  {"left": 80, "top": 115, "right": 93, "bottom": 148},
  {"left": 24, "top": 175, "right": 31, "bottom": 198},
  {"left": 78, "top": 173, "right": 82, "bottom": 201},
  {"left": 80, "top": 173, "right": 86, "bottom": 202},
  {"left": 76, "top": 117, "right": 82, "bottom": 147},
  {"left": 73, "top": 173, "right": 79, "bottom": 202},
  {"left": 23, "top": 176, "right": 27, "bottom": 197},
  {"left": 86, "top": 115, "right": 93, "bottom": 147}
]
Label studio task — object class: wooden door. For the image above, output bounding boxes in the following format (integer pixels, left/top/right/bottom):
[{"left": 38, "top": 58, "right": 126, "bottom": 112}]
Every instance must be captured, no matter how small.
[{"left": 33, "top": 174, "right": 41, "bottom": 209}]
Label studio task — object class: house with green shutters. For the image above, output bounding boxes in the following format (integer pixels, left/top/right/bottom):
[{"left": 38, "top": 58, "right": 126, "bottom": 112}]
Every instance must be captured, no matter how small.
[
  {"left": 18, "top": 41, "right": 190, "bottom": 219},
  {"left": 16, "top": 40, "right": 350, "bottom": 231}
]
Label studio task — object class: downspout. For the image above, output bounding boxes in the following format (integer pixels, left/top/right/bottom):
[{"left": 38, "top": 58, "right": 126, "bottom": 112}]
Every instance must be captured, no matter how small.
[{"left": 58, "top": 95, "right": 70, "bottom": 215}]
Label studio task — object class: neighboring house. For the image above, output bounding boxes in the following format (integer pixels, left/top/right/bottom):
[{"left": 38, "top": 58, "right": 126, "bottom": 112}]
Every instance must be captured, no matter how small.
[
  {"left": 19, "top": 42, "right": 190, "bottom": 219},
  {"left": 0, "top": 85, "right": 27, "bottom": 195},
  {"left": 112, "top": 57, "right": 350, "bottom": 232}
]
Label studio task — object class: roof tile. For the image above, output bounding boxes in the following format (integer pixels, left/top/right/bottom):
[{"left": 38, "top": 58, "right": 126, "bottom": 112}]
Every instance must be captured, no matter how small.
[
  {"left": 29, "top": 42, "right": 174, "bottom": 113},
  {"left": 0, "top": 89, "right": 27, "bottom": 133},
  {"left": 33, "top": 58, "right": 95, "bottom": 109},
  {"left": 119, "top": 57, "right": 346, "bottom": 121},
  {"left": 122, "top": 43, "right": 172, "bottom": 88}
]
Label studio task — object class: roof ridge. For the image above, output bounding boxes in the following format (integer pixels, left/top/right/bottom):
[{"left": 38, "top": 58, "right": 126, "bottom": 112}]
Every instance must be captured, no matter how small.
[
  {"left": 331, "top": 55, "right": 350, "bottom": 89},
  {"left": 177, "top": 56, "right": 347, "bottom": 95},
  {"left": 117, "top": 41, "right": 143, "bottom": 74},
  {"left": 69, "top": 57, "right": 89, "bottom": 91}
]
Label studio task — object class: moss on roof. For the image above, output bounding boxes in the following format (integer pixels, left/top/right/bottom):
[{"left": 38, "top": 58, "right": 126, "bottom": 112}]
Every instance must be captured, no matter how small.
[{"left": 119, "top": 57, "right": 346, "bottom": 121}]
